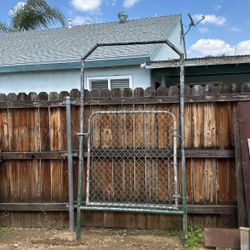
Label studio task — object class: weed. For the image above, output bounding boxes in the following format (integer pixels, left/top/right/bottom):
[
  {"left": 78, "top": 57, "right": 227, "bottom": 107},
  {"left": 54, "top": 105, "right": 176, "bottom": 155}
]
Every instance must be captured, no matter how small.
[
  {"left": 0, "top": 226, "right": 12, "bottom": 234},
  {"left": 187, "top": 226, "right": 203, "bottom": 249}
]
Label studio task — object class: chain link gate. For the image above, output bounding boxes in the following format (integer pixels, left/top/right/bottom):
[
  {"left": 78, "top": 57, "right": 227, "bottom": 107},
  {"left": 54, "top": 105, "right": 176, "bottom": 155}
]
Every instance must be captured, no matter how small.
[
  {"left": 77, "top": 109, "right": 187, "bottom": 240},
  {"left": 85, "top": 110, "right": 179, "bottom": 209}
]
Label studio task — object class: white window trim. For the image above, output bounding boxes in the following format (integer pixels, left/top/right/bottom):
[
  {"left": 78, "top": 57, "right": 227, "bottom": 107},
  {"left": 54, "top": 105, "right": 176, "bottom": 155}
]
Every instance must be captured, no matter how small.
[{"left": 87, "top": 75, "right": 133, "bottom": 90}]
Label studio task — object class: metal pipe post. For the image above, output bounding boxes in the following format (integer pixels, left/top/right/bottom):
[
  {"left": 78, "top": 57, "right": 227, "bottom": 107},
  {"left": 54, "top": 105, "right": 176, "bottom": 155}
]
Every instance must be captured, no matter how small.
[
  {"left": 85, "top": 119, "right": 92, "bottom": 205},
  {"left": 173, "top": 115, "right": 178, "bottom": 207},
  {"left": 76, "top": 40, "right": 187, "bottom": 243},
  {"left": 180, "top": 56, "right": 187, "bottom": 241},
  {"left": 76, "top": 58, "right": 85, "bottom": 240},
  {"left": 66, "top": 96, "right": 74, "bottom": 232}
]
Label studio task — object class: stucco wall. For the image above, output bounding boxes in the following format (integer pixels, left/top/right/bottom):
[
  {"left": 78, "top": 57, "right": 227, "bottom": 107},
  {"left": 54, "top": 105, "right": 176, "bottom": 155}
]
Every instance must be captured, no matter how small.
[
  {"left": 151, "top": 22, "right": 185, "bottom": 61},
  {"left": 0, "top": 66, "right": 151, "bottom": 94}
]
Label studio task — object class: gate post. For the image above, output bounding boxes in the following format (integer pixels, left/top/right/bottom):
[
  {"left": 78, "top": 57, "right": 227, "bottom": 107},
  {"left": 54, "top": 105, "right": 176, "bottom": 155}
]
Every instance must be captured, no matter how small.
[
  {"left": 180, "top": 57, "right": 188, "bottom": 242},
  {"left": 76, "top": 58, "right": 86, "bottom": 240},
  {"left": 66, "top": 96, "right": 74, "bottom": 232}
]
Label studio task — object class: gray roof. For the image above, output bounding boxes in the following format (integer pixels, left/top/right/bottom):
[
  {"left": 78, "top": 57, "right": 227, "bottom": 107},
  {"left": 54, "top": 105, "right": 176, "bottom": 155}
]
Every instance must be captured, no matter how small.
[{"left": 0, "top": 14, "right": 180, "bottom": 67}]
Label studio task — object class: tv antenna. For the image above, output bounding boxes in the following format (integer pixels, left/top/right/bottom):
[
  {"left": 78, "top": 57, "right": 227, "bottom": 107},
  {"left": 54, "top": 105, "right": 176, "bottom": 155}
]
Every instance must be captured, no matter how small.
[{"left": 184, "top": 13, "right": 205, "bottom": 36}]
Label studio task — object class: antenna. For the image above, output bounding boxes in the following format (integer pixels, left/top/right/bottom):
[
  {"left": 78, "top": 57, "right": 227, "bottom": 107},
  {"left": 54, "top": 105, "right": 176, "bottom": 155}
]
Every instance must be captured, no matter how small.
[
  {"left": 184, "top": 14, "right": 205, "bottom": 36},
  {"left": 188, "top": 13, "right": 195, "bottom": 27}
]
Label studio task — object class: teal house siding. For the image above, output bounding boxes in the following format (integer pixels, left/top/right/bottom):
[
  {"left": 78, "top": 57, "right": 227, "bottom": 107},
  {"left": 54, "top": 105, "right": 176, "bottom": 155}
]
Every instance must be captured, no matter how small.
[
  {"left": 0, "top": 66, "right": 151, "bottom": 94},
  {"left": 151, "top": 21, "right": 185, "bottom": 61}
]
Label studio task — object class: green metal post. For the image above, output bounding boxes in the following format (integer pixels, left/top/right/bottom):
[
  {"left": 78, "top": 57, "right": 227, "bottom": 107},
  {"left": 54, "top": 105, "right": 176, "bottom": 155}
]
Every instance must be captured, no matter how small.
[{"left": 80, "top": 206, "right": 184, "bottom": 214}]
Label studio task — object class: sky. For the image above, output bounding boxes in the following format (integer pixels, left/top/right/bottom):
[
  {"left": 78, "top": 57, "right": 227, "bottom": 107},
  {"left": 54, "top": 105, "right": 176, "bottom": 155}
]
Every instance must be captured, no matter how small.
[{"left": 1, "top": 0, "right": 250, "bottom": 57}]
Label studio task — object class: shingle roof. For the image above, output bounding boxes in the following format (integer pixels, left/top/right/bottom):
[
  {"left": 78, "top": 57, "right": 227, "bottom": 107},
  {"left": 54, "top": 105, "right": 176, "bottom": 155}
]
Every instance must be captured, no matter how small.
[{"left": 0, "top": 14, "right": 180, "bottom": 67}]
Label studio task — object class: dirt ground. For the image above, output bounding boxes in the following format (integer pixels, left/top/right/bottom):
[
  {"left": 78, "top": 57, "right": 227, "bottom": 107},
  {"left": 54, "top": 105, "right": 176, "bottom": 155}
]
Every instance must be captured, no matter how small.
[{"left": 0, "top": 228, "right": 199, "bottom": 250}]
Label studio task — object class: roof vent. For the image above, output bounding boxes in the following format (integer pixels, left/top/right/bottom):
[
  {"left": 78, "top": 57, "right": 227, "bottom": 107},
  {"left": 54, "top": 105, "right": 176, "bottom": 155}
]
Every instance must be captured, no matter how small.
[
  {"left": 68, "top": 19, "right": 72, "bottom": 29},
  {"left": 118, "top": 12, "right": 128, "bottom": 23}
]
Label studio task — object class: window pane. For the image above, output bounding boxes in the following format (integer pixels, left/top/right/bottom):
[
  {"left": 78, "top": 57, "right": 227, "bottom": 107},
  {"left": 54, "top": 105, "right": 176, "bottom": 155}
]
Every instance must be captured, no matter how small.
[
  {"left": 111, "top": 79, "right": 129, "bottom": 89},
  {"left": 91, "top": 80, "right": 108, "bottom": 90}
]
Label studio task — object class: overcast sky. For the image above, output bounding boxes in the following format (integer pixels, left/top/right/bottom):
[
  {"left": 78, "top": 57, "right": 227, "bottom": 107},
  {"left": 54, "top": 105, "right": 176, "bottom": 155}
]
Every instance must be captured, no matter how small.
[{"left": 1, "top": 0, "right": 250, "bottom": 57}]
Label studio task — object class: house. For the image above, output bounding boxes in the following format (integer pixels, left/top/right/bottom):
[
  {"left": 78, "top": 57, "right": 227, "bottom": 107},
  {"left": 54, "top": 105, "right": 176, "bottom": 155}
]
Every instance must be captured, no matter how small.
[
  {"left": 0, "top": 13, "right": 186, "bottom": 94},
  {"left": 147, "top": 55, "right": 250, "bottom": 87}
]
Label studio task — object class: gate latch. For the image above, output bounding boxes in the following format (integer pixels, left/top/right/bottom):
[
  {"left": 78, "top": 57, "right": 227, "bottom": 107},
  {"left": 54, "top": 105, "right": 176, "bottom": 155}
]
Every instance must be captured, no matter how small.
[
  {"left": 248, "top": 138, "right": 250, "bottom": 156},
  {"left": 77, "top": 132, "right": 90, "bottom": 137},
  {"left": 0, "top": 146, "right": 2, "bottom": 162}
]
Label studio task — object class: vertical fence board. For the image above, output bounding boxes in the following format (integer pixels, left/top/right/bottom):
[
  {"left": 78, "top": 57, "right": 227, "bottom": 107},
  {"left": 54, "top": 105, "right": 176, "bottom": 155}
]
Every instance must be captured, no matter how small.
[
  {"left": 185, "top": 104, "right": 192, "bottom": 204},
  {"left": 17, "top": 96, "right": 32, "bottom": 228},
  {"left": 0, "top": 109, "right": 10, "bottom": 202},
  {"left": 216, "top": 160, "right": 229, "bottom": 204},
  {"left": 193, "top": 159, "right": 204, "bottom": 204},
  {"left": 28, "top": 107, "right": 41, "bottom": 202},
  {"left": 0, "top": 110, "right": 9, "bottom": 150},
  {"left": 229, "top": 104, "right": 237, "bottom": 205},
  {"left": 49, "top": 105, "right": 63, "bottom": 201},
  {"left": 0, "top": 162, "right": 10, "bottom": 202},
  {"left": 40, "top": 107, "right": 51, "bottom": 201},
  {"left": 204, "top": 103, "right": 216, "bottom": 204},
  {"left": 192, "top": 102, "right": 204, "bottom": 204}
]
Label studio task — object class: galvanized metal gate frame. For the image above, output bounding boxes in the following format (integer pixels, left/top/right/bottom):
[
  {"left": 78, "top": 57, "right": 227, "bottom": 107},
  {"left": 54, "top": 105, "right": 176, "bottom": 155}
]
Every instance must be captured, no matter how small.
[
  {"left": 75, "top": 40, "right": 187, "bottom": 243},
  {"left": 86, "top": 110, "right": 179, "bottom": 209}
]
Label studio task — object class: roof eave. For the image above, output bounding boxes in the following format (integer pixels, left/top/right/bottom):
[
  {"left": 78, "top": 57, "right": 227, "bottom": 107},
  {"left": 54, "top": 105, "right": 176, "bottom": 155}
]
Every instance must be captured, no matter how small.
[
  {"left": 146, "top": 55, "right": 250, "bottom": 69},
  {"left": 0, "top": 56, "right": 150, "bottom": 73},
  {"left": 85, "top": 56, "right": 149, "bottom": 68}
]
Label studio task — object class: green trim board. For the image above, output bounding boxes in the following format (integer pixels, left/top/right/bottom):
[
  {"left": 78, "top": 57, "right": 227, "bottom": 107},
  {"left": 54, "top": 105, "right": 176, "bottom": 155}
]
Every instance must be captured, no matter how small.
[
  {"left": 0, "top": 62, "right": 81, "bottom": 74},
  {"left": 85, "top": 57, "right": 149, "bottom": 68},
  {"left": 153, "top": 63, "right": 250, "bottom": 77},
  {"left": 0, "top": 57, "right": 150, "bottom": 74}
]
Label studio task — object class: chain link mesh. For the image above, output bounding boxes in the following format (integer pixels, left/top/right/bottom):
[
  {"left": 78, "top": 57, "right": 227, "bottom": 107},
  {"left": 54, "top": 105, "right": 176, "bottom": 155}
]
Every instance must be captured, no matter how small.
[{"left": 86, "top": 110, "right": 178, "bottom": 209}]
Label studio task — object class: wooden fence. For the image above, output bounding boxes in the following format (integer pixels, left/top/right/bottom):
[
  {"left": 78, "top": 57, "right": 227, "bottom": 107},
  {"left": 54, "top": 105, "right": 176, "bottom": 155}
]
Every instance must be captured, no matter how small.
[{"left": 0, "top": 82, "right": 249, "bottom": 229}]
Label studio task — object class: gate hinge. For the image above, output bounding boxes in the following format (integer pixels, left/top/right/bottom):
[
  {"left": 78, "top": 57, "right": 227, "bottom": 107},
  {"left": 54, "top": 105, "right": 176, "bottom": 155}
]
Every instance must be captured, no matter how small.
[
  {"left": 0, "top": 146, "right": 2, "bottom": 162},
  {"left": 173, "top": 194, "right": 188, "bottom": 199},
  {"left": 76, "top": 132, "right": 90, "bottom": 137},
  {"left": 173, "top": 194, "right": 181, "bottom": 198}
]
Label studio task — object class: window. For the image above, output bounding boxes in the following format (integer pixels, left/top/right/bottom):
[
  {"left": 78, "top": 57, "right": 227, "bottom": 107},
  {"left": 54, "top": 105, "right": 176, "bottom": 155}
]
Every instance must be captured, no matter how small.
[
  {"left": 91, "top": 80, "right": 108, "bottom": 90},
  {"left": 87, "top": 76, "right": 132, "bottom": 90}
]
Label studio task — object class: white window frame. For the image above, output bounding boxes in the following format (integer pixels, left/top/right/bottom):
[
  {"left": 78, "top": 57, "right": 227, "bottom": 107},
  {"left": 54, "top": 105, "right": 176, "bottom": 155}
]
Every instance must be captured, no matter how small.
[{"left": 87, "top": 75, "right": 133, "bottom": 90}]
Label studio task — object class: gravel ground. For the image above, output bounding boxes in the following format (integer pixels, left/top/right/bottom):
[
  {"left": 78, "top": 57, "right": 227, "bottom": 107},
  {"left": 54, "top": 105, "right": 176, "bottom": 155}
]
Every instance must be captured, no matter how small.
[{"left": 0, "top": 228, "right": 192, "bottom": 250}]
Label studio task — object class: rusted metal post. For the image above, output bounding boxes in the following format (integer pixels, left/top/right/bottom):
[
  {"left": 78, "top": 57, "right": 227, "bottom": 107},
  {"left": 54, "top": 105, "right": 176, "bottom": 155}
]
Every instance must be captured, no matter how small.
[
  {"left": 76, "top": 58, "right": 85, "bottom": 240},
  {"left": 179, "top": 56, "right": 187, "bottom": 242}
]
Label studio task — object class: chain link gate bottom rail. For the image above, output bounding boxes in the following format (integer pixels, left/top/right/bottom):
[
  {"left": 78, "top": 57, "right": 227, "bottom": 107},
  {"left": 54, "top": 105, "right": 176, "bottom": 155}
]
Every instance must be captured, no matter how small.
[{"left": 77, "top": 110, "right": 187, "bottom": 242}]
